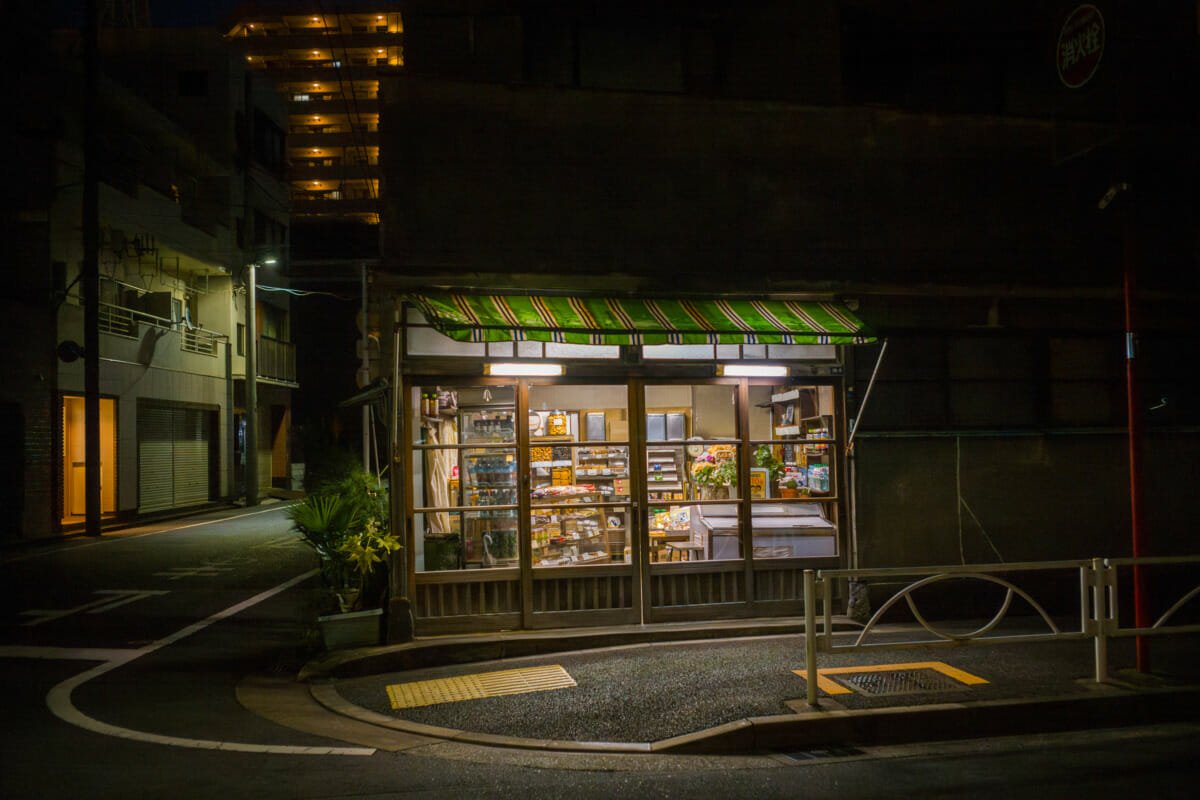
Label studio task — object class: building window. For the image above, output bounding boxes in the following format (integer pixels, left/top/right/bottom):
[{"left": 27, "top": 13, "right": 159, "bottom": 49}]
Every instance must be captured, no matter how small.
[{"left": 292, "top": 93, "right": 310, "bottom": 102}]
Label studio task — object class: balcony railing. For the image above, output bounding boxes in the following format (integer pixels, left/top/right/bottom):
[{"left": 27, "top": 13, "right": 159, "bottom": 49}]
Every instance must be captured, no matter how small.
[
  {"left": 99, "top": 302, "right": 220, "bottom": 357},
  {"left": 256, "top": 335, "right": 296, "bottom": 383},
  {"left": 181, "top": 328, "right": 221, "bottom": 357}
]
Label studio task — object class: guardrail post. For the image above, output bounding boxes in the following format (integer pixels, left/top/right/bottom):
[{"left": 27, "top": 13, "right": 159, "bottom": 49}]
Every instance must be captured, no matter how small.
[
  {"left": 1092, "top": 557, "right": 1110, "bottom": 683},
  {"left": 804, "top": 569, "right": 819, "bottom": 707}
]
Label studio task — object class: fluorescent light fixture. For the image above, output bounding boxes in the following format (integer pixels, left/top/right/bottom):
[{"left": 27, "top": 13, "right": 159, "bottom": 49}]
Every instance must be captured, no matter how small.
[
  {"left": 485, "top": 362, "right": 563, "bottom": 376},
  {"left": 719, "top": 364, "right": 789, "bottom": 377}
]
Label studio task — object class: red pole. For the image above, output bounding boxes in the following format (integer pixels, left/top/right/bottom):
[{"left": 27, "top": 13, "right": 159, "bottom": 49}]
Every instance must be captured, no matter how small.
[{"left": 1123, "top": 208, "right": 1149, "bottom": 672}]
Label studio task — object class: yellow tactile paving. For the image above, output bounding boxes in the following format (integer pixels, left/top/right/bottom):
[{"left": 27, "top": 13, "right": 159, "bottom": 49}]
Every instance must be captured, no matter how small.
[
  {"left": 386, "top": 665, "right": 577, "bottom": 709},
  {"left": 793, "top": 661, "right": 989, "bottom": 696}
]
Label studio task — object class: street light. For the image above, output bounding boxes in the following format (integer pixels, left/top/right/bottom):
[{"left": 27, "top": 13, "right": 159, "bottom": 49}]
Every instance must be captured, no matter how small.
[{"left": 244, "top": 257, "right": 276, "bottom": 507}]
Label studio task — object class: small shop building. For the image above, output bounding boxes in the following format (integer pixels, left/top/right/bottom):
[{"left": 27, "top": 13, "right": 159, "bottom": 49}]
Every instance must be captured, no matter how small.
[{"left": 390, "top": 291, "right": 873, "bottom": 635}]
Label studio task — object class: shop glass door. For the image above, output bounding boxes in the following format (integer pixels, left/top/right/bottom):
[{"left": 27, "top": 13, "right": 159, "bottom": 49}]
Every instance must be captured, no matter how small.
[
  {"left": 527, "top": 383, "right": 637, "bottom": 626},
  {"left": 643, "top": 382, "right": 743, "bottom": 565}
]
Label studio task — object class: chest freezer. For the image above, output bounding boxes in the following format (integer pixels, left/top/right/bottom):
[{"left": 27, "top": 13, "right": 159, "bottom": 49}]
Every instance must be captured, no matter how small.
[{"left": 692, "top": 503, "right": 836, "bottom": 560}]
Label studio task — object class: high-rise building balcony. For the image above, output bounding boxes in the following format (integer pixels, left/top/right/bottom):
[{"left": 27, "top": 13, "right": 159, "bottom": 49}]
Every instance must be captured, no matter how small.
[
  {"left": 288, "top": 130, "right": 380, "bottom": 149},
  {"left": 291, "top": 196, "right": 378, "bottom": 217},
  {"left": 234, "top": 30, "right": 401, "bottom": 52},
  {"left": 291, "top": 163, "right": 378, "bottom": 182},
  {"left": 287, "top": 97, "right": 379, "bottom": 116}
]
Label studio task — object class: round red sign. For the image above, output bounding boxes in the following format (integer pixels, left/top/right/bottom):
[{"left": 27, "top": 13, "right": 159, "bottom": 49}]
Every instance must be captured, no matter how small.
[{"left": 1057, "top": 4, "right": 1105, "bottom": 88}]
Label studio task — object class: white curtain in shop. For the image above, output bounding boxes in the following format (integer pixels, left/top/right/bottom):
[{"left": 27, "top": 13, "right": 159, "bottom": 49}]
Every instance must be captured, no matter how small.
[{"left": 424, "top": 419, "right": 457, "bottom": 533}]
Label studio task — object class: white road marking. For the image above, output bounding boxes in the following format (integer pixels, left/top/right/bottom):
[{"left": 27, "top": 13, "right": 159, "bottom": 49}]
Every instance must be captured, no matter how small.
[
  {"left": 153, "top": 565, "right": 237, "bottom": 580},
  {"left": 0, "top": 646, "right": 142, "bottom": 661},
  {"left": 44, "top": 568, "right": 376, "bottom": 757},
  {"left": 1, "top": 504, "right": 297, "bottom": 563},
  {"left": 21, "top": 590, "right": 171, "bottom": 626},
  {"left": 252, "top": 535, "right": 305, "bottom": 551}
]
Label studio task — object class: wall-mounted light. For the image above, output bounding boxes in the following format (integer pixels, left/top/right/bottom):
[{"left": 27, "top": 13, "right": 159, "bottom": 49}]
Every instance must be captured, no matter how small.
[
  {"left": 485, "top": 363, "right": 564, "bottom": 376},
  {"left": 718, "top": 364, "right": 789, "bottom": 377}
]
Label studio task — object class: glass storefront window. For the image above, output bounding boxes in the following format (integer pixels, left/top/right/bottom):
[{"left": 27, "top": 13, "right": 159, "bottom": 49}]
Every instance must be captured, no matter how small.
[
  {"left": 413, "top": 384, "right": 517, "bottom": 572},
  {"left": 410, "top": 379, "right": 838, "bottom": 573},
  {"left": 644, "top": 383, "right": 742, "bottom": 561},
  {"left": 746, "top": 383, "right": 838, "bottom": 559},
  {"left": 529, "top": 384, "right": 631, "bottom": 567}
]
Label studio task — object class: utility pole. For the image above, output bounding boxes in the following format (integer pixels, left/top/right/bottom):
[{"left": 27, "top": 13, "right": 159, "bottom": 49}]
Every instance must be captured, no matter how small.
[
  {"left": 361, "top": 263, "right": 371, "bottom": 474},
  {"left": 244, "top": 263, "right": 258, "bottom": 507},
  {"left": 83, "top": 0, "right": 101, "bottom": 536}
]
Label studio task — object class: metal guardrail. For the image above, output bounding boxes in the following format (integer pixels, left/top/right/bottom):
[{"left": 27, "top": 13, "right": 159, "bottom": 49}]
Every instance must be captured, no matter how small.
[{"left": 802, "top": 556, "right": 1200, "bottom": 706}]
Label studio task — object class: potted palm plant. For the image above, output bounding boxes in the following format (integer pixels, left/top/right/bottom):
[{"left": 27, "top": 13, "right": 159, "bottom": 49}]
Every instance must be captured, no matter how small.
[{"left": 288, "top": 471, "right": 400, "bottom": 649}]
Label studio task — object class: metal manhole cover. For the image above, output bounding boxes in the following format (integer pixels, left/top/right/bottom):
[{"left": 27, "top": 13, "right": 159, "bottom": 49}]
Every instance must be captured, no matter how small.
[{"left": 834, "top": 668, "right": 962, "bottom": 696}]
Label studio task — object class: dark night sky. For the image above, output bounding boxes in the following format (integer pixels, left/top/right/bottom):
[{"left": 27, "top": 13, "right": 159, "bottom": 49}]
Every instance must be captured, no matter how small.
[
  {"left": 51, "top": 1, "right": 235, "bottom": 28},
  {"left": 54, "top": 1, "right": 379, "bottom": 29}
]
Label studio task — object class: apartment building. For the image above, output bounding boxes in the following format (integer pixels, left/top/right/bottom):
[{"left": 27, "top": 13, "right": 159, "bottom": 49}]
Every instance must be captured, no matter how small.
[
  {"left": 223, "top": 4, "right": 404, "bottom": 227},
  {"left": 0, "top": 25, "right": 295, "bottom": 542}
]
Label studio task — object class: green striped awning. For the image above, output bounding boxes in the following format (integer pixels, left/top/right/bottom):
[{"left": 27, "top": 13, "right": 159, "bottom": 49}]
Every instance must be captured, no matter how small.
[{"left": 410, "top": 292, "right": 874, "bottom": 346}]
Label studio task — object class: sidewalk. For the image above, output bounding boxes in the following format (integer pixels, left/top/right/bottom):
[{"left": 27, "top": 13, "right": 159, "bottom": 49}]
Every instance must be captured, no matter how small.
[{"left": 289, "top": 618, "right": 1200, "bottom": 754}]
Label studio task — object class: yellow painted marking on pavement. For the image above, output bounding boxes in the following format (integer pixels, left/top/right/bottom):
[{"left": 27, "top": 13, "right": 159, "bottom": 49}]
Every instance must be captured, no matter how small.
[
  {"left": 387, "top": 665, "right": 577, "bottom": 709},
  {"left": 793, "top": 661, "right": 989, "bottom": 696}
]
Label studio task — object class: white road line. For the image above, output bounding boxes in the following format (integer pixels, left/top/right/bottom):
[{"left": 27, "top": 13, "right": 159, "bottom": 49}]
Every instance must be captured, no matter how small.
[
  {"left": 0, "top": 646, "right": 142, "bottom": 661},
  {"left": 44, "top": 568, "right": 376, "bottom": 757},
  {"left": 22, "top": 590, "right": 172, "bottom": 626},
  {"left": 2, "top": 504, "right": 297, "bottom": 563}
]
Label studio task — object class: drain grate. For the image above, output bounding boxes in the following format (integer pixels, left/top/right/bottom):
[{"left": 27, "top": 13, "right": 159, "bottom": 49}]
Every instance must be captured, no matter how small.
[
  {"left": 834, "top": 668, "right": 962, "bottom": 696},
  {"left": 794, "top": 661, "right": 989, "bottom": 696},
  {"left": 386, "top": 665, "right": 577, "bottom": 709},
  {"left": 779, "top": 745, "right": 865, "bottom": 762}
]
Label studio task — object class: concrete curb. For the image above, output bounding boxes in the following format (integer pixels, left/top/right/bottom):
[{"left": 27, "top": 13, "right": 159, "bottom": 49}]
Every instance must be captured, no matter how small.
[
  {"left": 294, "top": 622, "right": 1200, "bottom": 755},
  {"left": 308, "top": 675, "right": 1200, "bottom": 755},
  {"left": 656, "top": 685, "right": 1200, "bottom": 753},
  {"left": 299, "top": 618, "right": 857, "bottom": 681}
]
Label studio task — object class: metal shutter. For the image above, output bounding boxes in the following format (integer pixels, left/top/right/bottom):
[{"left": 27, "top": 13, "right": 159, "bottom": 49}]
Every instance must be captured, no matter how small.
[
  {"left": 172, "top": 408, "right": 211, "bottom": 507},
  {"left": 137, "top": 405, "right": 174, "bottom": 513}
]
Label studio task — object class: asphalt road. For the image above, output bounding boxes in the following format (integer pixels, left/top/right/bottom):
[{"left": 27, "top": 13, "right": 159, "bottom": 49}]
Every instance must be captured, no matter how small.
[{"left": 3, "top": 505, "right": 1200, "bottom": 799}]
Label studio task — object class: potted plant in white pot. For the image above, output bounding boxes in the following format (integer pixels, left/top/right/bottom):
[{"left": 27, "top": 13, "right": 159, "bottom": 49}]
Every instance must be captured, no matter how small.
[{"left": 288, "top": 472, "right": 401, "bottom": 649}]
